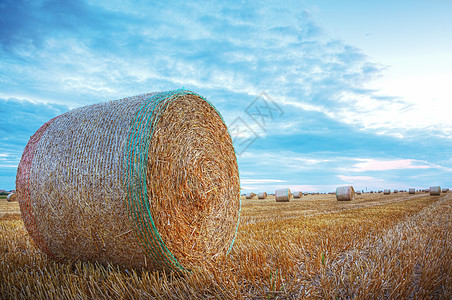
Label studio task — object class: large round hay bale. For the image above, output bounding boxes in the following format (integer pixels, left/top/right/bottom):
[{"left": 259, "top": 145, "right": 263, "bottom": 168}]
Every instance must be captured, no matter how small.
[
  {"left": 6, "top": 193, "right": 17, "bottom": 202},
  {"left": 409, "top": 188, "right": 415, "bottom": 194},
  {"left": 245, "top": 192, "right": 256, "bottom": 199},
  {"left": 384, "top": 189, "right": 391, "bottom": 195},
  {"left": 15, "top": 90, "right": 240, "bottom": 272},
  {"left": 336, "top": 186, "right": 355, "bottom": 201},
  {"left": 429, "top": 186, "right": 441, "bottom": 196},
  {"left": 293, "top": 191, "right": 302, "bottom": 198},
  {"left": 275, "top": 188, "right": 291, "bottom": 202},
  {"left": 257, "top": 192, "right": 267, "bottom": 199}
]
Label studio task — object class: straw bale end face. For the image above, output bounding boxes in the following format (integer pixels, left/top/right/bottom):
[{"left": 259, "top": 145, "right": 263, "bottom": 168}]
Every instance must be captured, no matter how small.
[
  {"left": 6, "top": 193, "right": 17, "bottom": 202},
  {"left": 15, "top": 90, "right": 240, "bottom": 272},
  {"left": 275, "top": 188, "right": 291, "bottom": 202},
  {"left": 429, "top": 186, "right": 441, "bottom": 196},
  {"left": 293, "top": 191, "right": 302, "bottom": 198},
  {"left": 336, "top": 186, "right": 355, "bottom": 201},
  {"left": 246, "top": 192, "right": 256, "bottom": 199},
  {"left": 257, "top": 192, "right": 267, "bottom": 199}
]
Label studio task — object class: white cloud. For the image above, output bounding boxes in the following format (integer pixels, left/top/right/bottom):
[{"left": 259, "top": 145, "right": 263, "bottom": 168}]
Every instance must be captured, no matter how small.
[
  {"left": 0, "top": 164, "right": 18, "bottom": 168},
  {"left": 337, "top": 175, "right": 382, "bottom": 182},
  {"left": 351, "top": 159, "right": 432, "bottom": 172},
  {"left": 240, "top": 179, "right": 286, "bottom": 184},
  {"left": 241, "top": 183, "right": 337, "bottom": 193},
  {"left": 1, "top": 0, "right": 451, "bottom": 191},
  {"left": 285, "top": 184, "right": 336, "bottom": 192},
  {"left": 239, "top": 151, "right": 332, "bottom": 169}
]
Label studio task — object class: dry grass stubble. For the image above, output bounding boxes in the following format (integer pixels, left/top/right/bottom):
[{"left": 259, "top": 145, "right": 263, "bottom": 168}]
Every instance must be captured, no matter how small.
[{"left": 1, "top": 193, "right": 450, "bottom": 299}]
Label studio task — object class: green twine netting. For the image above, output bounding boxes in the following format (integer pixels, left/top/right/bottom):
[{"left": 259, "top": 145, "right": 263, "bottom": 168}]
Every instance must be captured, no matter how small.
[{"left": 123, "top": 89, "right": 240, "bottom": 272}]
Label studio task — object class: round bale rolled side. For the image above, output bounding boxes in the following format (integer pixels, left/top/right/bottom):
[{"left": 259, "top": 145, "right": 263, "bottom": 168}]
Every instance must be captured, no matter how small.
[
  {"left": 257, "top": 192, "right": 267, "bottom": 199},
  {"left": 15, "top": 90, "right": 240, "bottom": 272},
  {"left": 429, "top": 186, "right": 441, "bottom": 196},
  {"left": 275, "top": 188, "right": 291, "bottom": 202},
  {"left": 6, "top": 193, "right": 17, "bottom": 202},
  {"left": 293, "top": 191, "right": 302, "bottom": 198},
  {"left": 409, "top": 188, "right": 416, "bottom": 194},
  {"left": 384, "top": 189, "right": 391, "bottom": 195},
  {"left": 336, "top": 186, "right": 355, "bottom": 201}
]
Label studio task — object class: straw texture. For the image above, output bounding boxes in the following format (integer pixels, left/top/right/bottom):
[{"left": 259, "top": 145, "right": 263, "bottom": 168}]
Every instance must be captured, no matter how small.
[
  {"left": 245, "top": 193, "right": 256, "bottom": 199},
  {"left": 15, "top": 90, "right": 240, "bottom": 272},
  {"left": 257, "top": 192, "right": 267, "bottom": 199},
  {"left": 336, "top": 186, "right": 355, "bottom": 201},
  {"left": 6, "top": 193, "right": 17, "bottom": 202},
  {"left": 275, "top": 188, "right": 291, "bottom": 202},
  {"left": 429, "top": 186, "right": 441, "bottom": 196},
  {"left": 293, "top": 191, "right": 302, "bottom": 198},
  {"left": 16, "top": 117, "right": 59, "bottom": 257}
]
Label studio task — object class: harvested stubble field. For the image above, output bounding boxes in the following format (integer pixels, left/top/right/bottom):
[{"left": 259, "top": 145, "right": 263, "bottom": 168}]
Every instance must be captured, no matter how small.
[{"left": 1, "top": 192, "right": 450, "bottom": 299}]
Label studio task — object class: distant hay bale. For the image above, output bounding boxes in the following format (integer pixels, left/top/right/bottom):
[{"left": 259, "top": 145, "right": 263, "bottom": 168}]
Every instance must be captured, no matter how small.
[
  {"left": 257, "top": 192, "right": 267, "bottom": 199},
  {"left": 6, "top": 193, "right": 17, "bottom": 202},
  {"left": 336, "top": 186, "right": 355, "bottom": 201},
  {"left": 429, "top": 186, "right": 441, "bottom": 196},
  {"left": 275, "top": 188, "right": 291, "bottom": 202},
  {"left": 409, "top": 188, "right": 416, "bottom": 194},
  {"left": 394, "top": 189, "right": 398, "bottom": 193},
  {"left": 384, "top": 189, "right": 391, "bottom": 195},
  {"left": 246, "top": 192, "right": 257, "bottom": 199},
  {"left": 293, "top": 191, "right": 302, "bottom": 198},
  {"left": 442, "top": 188, "right": 449, "bottom": 193},
  {"left": 15, "top": 90, "right": 240, "bottom": 272},
  {"left": 356, "top": 191, "right": 362, "bottom": 195}
]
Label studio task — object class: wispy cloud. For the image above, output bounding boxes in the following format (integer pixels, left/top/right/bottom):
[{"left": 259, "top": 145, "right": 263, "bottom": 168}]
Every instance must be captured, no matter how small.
[
  {"left": 337, "top": 175, "right": 382, "bottom": 182},
  {"left": 351, "top": 159, "right": 432, "bottom": 172},
  {"left": 241, "top": 179, "right": 286, "bottom": 185},
  {"left": 0, "top": 98, "right": 68, "bottom": 188},
  {"left": 0, "top": 0, "right": 450, "bottom": 191}
]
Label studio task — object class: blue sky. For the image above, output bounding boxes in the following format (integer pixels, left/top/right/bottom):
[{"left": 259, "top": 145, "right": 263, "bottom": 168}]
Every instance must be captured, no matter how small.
[{"left": 1, "top": 0, "right": 451, "bottom": 193}]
